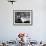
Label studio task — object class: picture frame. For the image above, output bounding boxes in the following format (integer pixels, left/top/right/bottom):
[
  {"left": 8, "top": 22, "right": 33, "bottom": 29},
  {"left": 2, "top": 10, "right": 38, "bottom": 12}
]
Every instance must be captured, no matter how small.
[{"left": 13, "top": 10, "right": 33, "bottom": 26}]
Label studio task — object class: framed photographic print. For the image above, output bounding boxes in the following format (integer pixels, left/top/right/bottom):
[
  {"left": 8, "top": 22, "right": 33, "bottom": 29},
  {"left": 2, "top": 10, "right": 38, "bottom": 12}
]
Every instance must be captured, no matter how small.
[{"left": 13, "top": 10, "right": 33, "bottom": 26}]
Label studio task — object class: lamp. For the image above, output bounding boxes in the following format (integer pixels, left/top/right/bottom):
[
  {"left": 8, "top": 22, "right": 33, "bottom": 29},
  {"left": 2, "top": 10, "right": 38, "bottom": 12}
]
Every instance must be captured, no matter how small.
[{"left": 8, "top": 0, "right": 16, "bottom": 4}]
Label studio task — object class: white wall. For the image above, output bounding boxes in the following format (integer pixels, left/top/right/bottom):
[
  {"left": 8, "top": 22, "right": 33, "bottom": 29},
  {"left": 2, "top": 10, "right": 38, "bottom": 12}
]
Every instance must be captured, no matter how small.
[{"left": 0, "top": 0, "right": 46, "bottom": 42}]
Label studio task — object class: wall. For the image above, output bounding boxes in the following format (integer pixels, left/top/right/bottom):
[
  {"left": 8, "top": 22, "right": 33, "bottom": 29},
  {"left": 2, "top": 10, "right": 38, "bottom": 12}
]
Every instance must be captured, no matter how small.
[{"left": 0, "top": 0, "right": 46, "bottom": 42}]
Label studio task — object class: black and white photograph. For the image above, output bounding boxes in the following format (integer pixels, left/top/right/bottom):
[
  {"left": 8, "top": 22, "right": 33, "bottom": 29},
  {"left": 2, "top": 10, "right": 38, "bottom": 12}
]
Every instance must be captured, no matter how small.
[{"left": 13, "top": 10, "right": 32, "bottom": 25}]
